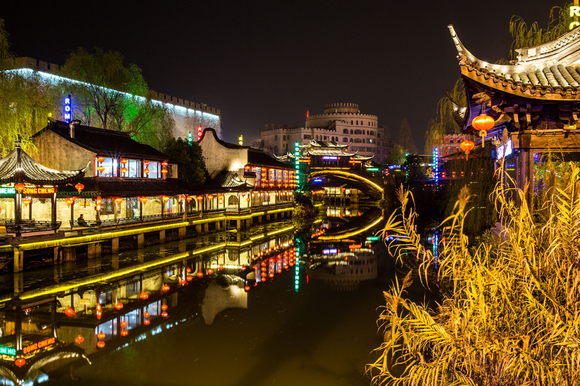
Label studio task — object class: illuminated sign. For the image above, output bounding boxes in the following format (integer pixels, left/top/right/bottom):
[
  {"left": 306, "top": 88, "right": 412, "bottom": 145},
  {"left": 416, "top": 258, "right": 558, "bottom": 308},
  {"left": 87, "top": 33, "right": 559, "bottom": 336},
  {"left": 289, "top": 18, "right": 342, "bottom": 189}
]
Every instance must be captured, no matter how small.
[
  {"left": 197, "top": 126, "right": 203, "bottom": 142},
  {"left": 433, "top": 147, "right": 439, "bottom": 186},
  {"left": 64, "top": 95, "right": 72, "bottom": 123},
  {"left": 312, "top": 178, "right": 323, "bottom": 183},
  {"left": 0, "top": 187, "right": 16, "bottom": 195},
  {"left": 323, "top": 156, "right": 337, "bottom": 160},
  {"left": 0, "top": 346, "right": 15, "bottom": 356},
  {"left": 349, "top": 244, "right": 362, "bottom": 249},
  {"left": 294, "top": 142, "right": 300, "bottom": 192},
  {"left": 238, "top": 135, "right": 243, "bottom": 146},
  {"left": 367, "top": 167, "right": 379, "bottom": 172},
  {"left": 23, "top": 187, "right": 56, "bottom": 195},
  {"left": 187, "top": 132, "right": 193, "bottom": 145},
  {"left": 571, "top": 6, "right": 580, "bottom": 29},
  {"left": 23, "top": 337, "right": 56, "bottom": 355},
  {"left": 366, "top": 236, "right": 379, "bottom": 241},
  {"left": 322, "top": 249, "right": 338, "bottom": 254}
]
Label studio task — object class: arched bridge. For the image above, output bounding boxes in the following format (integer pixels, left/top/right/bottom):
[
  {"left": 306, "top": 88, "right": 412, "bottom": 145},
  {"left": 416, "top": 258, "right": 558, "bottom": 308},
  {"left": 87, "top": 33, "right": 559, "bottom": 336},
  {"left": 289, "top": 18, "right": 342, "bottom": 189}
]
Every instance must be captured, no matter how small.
[{"left": 308, "top": 170, "right": 384, "bottom": 199}]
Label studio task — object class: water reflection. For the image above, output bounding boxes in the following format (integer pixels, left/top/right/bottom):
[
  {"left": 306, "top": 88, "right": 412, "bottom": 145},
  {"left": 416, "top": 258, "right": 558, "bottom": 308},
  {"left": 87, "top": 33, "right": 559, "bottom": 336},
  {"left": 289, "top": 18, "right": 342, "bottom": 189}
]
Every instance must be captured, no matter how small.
[{"left": 0, "top": 205, "right": 390, "bottom": 385}]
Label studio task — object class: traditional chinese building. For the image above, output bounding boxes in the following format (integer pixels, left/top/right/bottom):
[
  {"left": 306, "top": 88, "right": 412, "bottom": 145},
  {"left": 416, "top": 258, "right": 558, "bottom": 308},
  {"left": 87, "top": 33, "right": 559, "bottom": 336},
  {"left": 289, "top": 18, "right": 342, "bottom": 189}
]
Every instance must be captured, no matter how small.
[{"left": 449, "top": 24, "right": 580, "bottom": 203}]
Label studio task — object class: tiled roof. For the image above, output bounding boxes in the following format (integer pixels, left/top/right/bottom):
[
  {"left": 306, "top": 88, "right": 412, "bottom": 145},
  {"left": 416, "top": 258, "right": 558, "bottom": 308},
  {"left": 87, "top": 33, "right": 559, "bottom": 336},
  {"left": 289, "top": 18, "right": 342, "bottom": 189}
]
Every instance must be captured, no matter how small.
[
  {"left": 307, "top": 149, "right": 354, "bottom": 156},
  {"left": 309, "top": 140, "right": 348, "bottom": 148},
  {"left": 247, "top": 149, "right": 291, "bottom": 169},
  {"left": 449, "top": 25, "right": 580, "bottom": 99},
  {"left": 58, "top": 177, "right": 196, "bottom": 197},
  {"left": 0, "top": 139, "right": 85, "bottom": 185},
  {"left": 33, "top": 121, "right": 169, "bottom": 160}
]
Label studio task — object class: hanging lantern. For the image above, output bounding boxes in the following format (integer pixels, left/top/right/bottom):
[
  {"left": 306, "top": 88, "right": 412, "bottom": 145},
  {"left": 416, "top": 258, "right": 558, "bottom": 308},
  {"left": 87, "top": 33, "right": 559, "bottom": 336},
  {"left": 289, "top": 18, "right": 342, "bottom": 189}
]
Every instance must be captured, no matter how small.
[
  {"left": 161, "top": 304, "right": 168, "bottom": 311},
  {"left": 115, "top": 198, "right": 123, "bottom": 205},
  {"left": 180, "top": 279, "right": 186, "bottom": 285},
  {"left": 460, "top": 140, "right": 475, "bottom": 160},
  {"left": 65, "top": 307, "right": 75, "bottom": 317},
  {"left": 186, "top": 276, "right": 193, "bottom": 282},
  {"left": 197, "top": 196, "right": 203, "bottom": 201},
  {"left": 21, "top": 198, "right": 31, "bottom": 206},
  {"left": 120, "top": 320, "right": 127, "bottom": 328},
  {"left": 97, "top": 341, "right": 105, "bottom": 348},
  {"left": 471, "top": 114, "right": 495, "bottom": 148},
  {"left": 162, "top": 161, "right": 168, "bottom": 167},
  {"left": 244, "top": 285, "right": 251, "bottom": 292},
  {"left": 144, "top": 311, "right": 151, "bottom": 318},
  {"left": 65, "top": 197, "right": 74, "bottom": 206},
  {"left": 144, "top": 160, "right": 150, "bottom": 166},
  {"left": 97, "top": 331, "right": 105, "bottom": 340},
  {"left": 196, "top": 271, "right": 203, "bottom": 278},
  {"left": 162, "top": 196, "right": 170, "bottom": 202},
  {"left": 15, "top": 358, "right": 25, "bottom": 367},
  {"left": 161, "top": 169, "right": 168, "bottom": 175},
  {"left": 97, "top": 165, "right": 105, "bottom": 173},
  {"left": 162, "top": 284, "right": 170, "bottom": 292},
  {"left": 120, "top": 158, "right": 128, "bottom": 165},
  {"left": 75, "top": 335, "right": 85, "bottom": 344},
  {"left": 97, "top": 156, "right": 105, "bottom": 163},
  {"left": 114, "top": 302, "right": 124, "bottom": 310},
  {"left": 75, "top": 183, "right": 84, "bottom": 193},
  {"left": 120, "top": 167, "right": 128, "bottom": 175},
  {"left": 180, "top": 195, "right": 186, "bottom": 201},
  {"left": 121, "top": 329, "right": 128, "bottom": 337},
  {"left": 140, "top": 197, "right": 148, "bottom": 204},
  {"left": 14, "top": 183, "right": 25, "bottom": 193},
  {"left": 186, "top": 267, "right": 192, "bottom": 273},
  {"left": 186, "top": 196, "right": 193, "bottom": 202},
  {"left": 218, "top": 264, "right": 224, "bottom": 270},
  {"left": 207, "top": 268, "right": 214, "bottom": 275},
  {"left": 144, "top": 319, "right": 150, "bottom": 325},
  {"left": 161, "top": 311, "right": 168, "bottom": 318},
  {"left": 140, "top": 292, "right": 149, "bottom": 300},
  {"left": 143, "top": 168, "right": 150, "bottom": 175},
  {"left": 208, "top": 195, "right": 213, "bottom": 200}
]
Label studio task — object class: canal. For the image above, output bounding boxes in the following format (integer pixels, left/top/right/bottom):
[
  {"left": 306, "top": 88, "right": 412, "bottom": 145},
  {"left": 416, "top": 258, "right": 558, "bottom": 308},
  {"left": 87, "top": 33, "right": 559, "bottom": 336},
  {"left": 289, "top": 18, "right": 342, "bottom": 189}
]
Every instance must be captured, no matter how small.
[{"left": 0, "top": 204, "right": 402, "bottom": 386}]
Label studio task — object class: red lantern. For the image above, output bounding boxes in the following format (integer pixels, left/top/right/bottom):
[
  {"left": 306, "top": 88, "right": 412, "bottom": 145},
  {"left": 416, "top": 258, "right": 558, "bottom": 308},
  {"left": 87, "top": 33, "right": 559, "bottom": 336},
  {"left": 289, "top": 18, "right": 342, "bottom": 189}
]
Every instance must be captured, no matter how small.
[
  {"left": 186, "top": 267, "right": 192, "bottom": 273},
  {"left": 162, "top": 284, "right": 170, "bottom": 292},
  {"left": 121, "top": 329, "right": 128, "bottom": 337},
  {"left": 161, "top": 304, "right": 168, "bottom": 311},
  {"left": 21, "top": 198, "right": 31, "bottom": 206},
  {"left": 161, "top": 311, "right": 168, "bottom": 318},
  {"left": 75, "top": 183, "right": 84, "bottom": 193},
  {"left": 196, "top": 271, "right": 203, "bottom": 278},
  {"left": 140, "top": 197, "right": 148, "bottom": 204},
  {"left": 162, "top": 196, "right": 169, "bottom": 202},
  {"left": 120, "top": 320, "right": 127, "bottom": 328},
  {"left": 471, "top": 114, "right": 495, "bottom": 148},
  {"left": 65, "top": 197, "right": 74, "bottom": 206},
  {"left": 75, "top": 335, "right": 85, "bottom": 344},
  {"left": 14, "top": 183, "right": 25, "bottom": 193},
  {"left": 120, "top": 158, "right": 128, "bottom": 165},
  {"left": 115, "top": 302, "right": 124, "bottom": 310},
  {"left": 162, "top": 161, "right": 168, "bottom": 167},
  {"left": 97, "top": 331, "right": 105, "bottom": 340},
  {"left": 97, "top": 157, "right": 105, "bottom": 163},
  {"left": 207, "top": 268, "right": 214, "bottom": 275},
  {"left": 197, "top": 196, "right": 203, "bottom": 201},
  {"left": 460, "top": 140, "right": 475, "bottom": 160},
  {"left": 244, "top": 286, "right": 250, "bottom": 291},
  {"left": 161, "top": 169, "right": 168, "bottom": 175},
  {"left": 97, "top": 165, "right": 105, "bottom": 174},
  {"left": 15, "top": 358, "right": 25, "bottom": 367},
  {"left": 115, "top": 198, "right": 123, "bottom": 205},
  {"left": 186, "top": 276, "right": 193, "bottom": 282},
  {"left": 144, "top": 160, "right": 150, "bottom": 166},
  {"left": 120, "top": 167, "right": 128, "bottom": 174},
  {"left": 65, "top": 307, "right": 75, "bottom": 317},
  {"left": 144, "top": 319, "right": 150, "bottom": 325},
  {"left": 144, "top": 312, "right": 150, "bottom": 318},
  {"left": 97, "top": 341, "right": 105, "bottom": 348},
  {"left": 180, "top": 279, "right": 186, "bottom": 285},
  {"left": 143, "top": 168, "right": 150, "bottom": 175},
  {"left": 140, "top": 292, "right": 149, "bottom": 300},
  {"left": 218, "top": 264, "right": 224, "bottom": 270},
  {"left": 186, "top": 196, "right": 193, "bottom": 202}
]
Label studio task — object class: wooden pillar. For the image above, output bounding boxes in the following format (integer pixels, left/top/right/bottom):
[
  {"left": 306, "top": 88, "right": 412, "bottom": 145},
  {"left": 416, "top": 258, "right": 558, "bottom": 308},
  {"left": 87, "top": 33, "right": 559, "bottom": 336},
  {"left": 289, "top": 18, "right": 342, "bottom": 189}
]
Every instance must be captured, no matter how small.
[
  {"left": 112, "top": 238, "right": 119, "bottom": 254},
  {"left": 160, "top": 230, "right": 166, "bottom": 243},
  {"left": 137, "top": 233, "right": 145, "bottom": 248},
  {"left": 140, "top": 200, "right": 143, "bottom": 223},
  {"left": 51, "top": 192, "right": 57, "bottom": 231},
  {"left": 13, "top": 249, "right": 23, "bottom": 272},
  {"left": 203, "top": 223, "right": 209, "bottom": 233},
  {"left": 14, "top": 272, "right": 23, "bottom": 293},
  {"left": 15, "top": 192, "right": 22, "bottom": 237},
  {"left": 53, "top": 246, "right": 60, "bottom": 263},
  {"left": 179, "top": 227, "right": 186, "bottom": 239}
]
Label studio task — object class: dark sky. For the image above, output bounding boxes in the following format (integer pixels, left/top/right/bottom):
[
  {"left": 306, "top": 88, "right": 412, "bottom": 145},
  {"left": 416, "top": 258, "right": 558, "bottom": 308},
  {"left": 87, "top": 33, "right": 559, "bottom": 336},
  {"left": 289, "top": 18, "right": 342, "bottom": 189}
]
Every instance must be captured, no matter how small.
[{"left": 1, "top": 1, "right": 559, "bottom": 150}]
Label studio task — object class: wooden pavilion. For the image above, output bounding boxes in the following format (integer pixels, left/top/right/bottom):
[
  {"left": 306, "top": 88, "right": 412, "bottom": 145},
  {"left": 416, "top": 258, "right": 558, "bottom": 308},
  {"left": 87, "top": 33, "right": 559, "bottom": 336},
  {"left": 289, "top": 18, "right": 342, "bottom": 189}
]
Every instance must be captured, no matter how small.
[
  {"left": 0, "top": 137, "right": 85, "bottom": 236},
  {"left": 449, "top": 24, "right": 580, "bottom": 204}
]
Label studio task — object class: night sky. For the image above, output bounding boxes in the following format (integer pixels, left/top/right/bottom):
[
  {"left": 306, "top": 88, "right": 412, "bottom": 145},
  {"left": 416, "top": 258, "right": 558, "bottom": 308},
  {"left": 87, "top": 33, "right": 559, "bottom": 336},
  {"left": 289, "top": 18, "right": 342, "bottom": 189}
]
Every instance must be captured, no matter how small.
[{"left": 1, "top": 1, "right": 558, "bottom": 150}]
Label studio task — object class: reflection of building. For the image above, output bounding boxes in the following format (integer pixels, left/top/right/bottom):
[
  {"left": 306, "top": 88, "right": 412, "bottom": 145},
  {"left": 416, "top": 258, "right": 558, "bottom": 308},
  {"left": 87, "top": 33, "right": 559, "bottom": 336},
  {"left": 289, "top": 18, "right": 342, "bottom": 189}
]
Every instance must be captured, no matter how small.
[
  {"left": 260, "top": 103, "right": 391, "bottom": 162},
  {"left": 11, "top": 57, "right": 222, "bottom": 139},
  {"left": 306, "top": 247, "right": 377, "bottom": 291}
]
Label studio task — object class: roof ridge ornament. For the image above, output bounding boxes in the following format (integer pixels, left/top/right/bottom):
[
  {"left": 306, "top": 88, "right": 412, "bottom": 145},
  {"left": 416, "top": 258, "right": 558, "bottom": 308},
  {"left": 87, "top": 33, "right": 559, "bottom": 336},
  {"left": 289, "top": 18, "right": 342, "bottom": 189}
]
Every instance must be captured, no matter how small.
[{"left": 14, "top": 135, "right": 21, "bottom": 149}]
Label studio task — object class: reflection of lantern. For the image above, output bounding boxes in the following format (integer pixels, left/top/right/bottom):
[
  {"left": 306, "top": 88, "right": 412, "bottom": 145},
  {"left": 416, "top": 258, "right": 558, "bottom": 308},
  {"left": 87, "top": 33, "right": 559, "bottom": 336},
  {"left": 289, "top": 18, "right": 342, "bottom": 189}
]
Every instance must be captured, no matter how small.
[
  {"left": 144, "top": 312, "right": 151, "bottom": 318},
  {"left": 207, "top": 268, "right": 214, "bottom": 275},
  {"left": 144, "top": 319, "right": 150, "bottom": 325},
  {"left": 218, "top": 264, "right": 224, "bottom": 270},
  {"left": 21, "top": 198, "right": 31, "bottom": 206},
  {"left": 162, "top": 311, "right": 168, "bottom": 318},
  {"left": 140, "top": 197, "right": 148, "bottom": 204},
  {"left": 186, "top": 267, "right": 191, "bottom": 273},
  {"left": 140, "top": 292, "right": 149, "bottom": 300},
  {"left": 460, "top": 140, "right": 475, "bottom": 160},
  {"left": 97, "top": 157, "right": 105, "bottom": 163},
  {"left": 471, "top": 114, "right": 495, "bottom": 148},
  {"left": 186, "top": 276, "right": 192, "bottom": 282},
  {"left": 15, "top": 358, "right": 25, "bottom": 367},
  {"left": 121, "top": 329, "right": 128, "bottom": 337},
  {"left": 75, "top": 335, "right": 84, "bottom": 344},
  {"left": 162, "top": 284, "right": 170, "bottom": 292},
  {"left": 97, "top": 341, "right": 105, "bottom": 348},
  {"left": 75, "top": 183, "right": 84, "bottom": 193},
  {"left": 161, "top": 304, "right": 168, "bottom": 311},
  {"left": 180, "top": 279, "right": 186, "bottom": 285},
  {"left": 244, "top": 285, "right": 250, "bottom": 291},
  {"left": 115, "top": 302, "right": 123, "bottom": 310},
  {"left": 65, "top": 307, "right": 75, "bottom": 317},
  {"left": 14, "top": 183, "right": 25, "bottom": 193},
  {"left": 197, "top": 271, "right": 203, "bottom": 278},
  {"left": 97, "top": 331, "right": 105, "bottom": 340},
  {"left": 120, "top": 320, "right": 127, "bottom": 328}
]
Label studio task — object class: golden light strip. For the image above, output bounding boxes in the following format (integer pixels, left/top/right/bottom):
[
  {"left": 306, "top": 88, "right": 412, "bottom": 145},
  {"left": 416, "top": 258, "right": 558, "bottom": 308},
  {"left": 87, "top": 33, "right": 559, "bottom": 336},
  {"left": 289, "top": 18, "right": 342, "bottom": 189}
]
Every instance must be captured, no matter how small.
[
  {"left": 318, "top": 215, "right": 384, "bottom": 240},
  {"left": 309, "top": 170, "right": 384, "bottom": 193}
]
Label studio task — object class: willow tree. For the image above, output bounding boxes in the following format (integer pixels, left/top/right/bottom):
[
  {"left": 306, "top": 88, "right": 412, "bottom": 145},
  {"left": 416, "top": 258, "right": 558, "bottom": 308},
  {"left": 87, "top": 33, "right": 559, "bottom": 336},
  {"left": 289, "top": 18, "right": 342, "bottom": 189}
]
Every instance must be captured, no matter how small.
[
  {"left": 509, "top": 3, "right": 574, "bottom": 59},
  {"left": 424, "top": 79, "right": 465, "bottom": 154}
]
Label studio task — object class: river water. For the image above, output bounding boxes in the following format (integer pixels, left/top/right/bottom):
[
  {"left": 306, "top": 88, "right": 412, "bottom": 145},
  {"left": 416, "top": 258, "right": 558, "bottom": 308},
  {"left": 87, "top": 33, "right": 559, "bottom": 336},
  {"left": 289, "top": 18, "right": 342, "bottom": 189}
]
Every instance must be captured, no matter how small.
[{"left": 0, "top": 204, "right": 400, "bottom": 386}]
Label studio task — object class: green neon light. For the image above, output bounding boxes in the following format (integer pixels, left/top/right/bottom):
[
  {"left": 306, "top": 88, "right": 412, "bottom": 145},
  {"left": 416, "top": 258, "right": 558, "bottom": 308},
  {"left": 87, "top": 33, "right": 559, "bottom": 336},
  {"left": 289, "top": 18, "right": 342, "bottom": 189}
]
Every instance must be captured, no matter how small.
[
  {"left": 366, "top": 236, "right": 380, "bottom": 241},
  {"left": 367, "top": 168, "right": 379, "bottom": 171},
  {"left": 0, "top": 187, "right": 15, "bottom": 195},
  {"left": 0, "top": 346, "right": 16, "bottom": 356}
]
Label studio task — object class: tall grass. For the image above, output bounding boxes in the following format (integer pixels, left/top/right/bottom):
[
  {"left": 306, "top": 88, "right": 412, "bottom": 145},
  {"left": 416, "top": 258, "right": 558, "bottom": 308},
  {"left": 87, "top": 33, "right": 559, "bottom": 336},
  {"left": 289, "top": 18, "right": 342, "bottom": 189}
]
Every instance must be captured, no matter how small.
[{"left": 367, "top": 165, "right": 580, "bottom": 386}]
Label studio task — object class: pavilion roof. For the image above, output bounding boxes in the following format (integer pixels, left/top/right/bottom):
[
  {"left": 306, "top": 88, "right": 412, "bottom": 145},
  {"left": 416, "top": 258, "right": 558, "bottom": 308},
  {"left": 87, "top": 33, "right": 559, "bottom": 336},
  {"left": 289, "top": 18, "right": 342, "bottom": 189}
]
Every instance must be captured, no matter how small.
[
  {"left": 449, "top": 24, "right": 580, "bottom": 101},
  {"left": 0, "top": 138, "right": 85, "bottom": 185},
  {"left": 58, "top": 177, "right": 198, "bottom": 197}
]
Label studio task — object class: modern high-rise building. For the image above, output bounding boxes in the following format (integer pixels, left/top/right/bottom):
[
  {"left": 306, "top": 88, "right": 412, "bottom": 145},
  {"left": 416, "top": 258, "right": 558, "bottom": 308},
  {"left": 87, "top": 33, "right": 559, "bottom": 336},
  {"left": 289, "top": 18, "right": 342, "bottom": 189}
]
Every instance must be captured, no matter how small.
[{"left": 259, "top": 103, "right": 392, "bottom": 162}]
